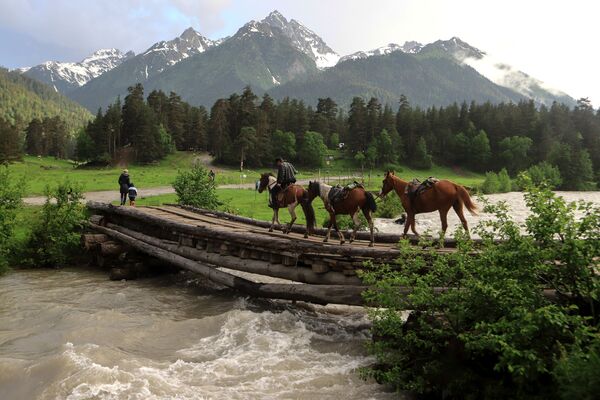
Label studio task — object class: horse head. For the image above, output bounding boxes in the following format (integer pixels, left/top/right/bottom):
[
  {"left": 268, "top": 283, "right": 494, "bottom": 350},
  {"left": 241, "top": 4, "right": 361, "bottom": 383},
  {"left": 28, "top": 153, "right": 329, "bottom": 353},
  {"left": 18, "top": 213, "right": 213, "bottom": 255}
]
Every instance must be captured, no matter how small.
[
  {"left": 257, "top": 173, "right": 273, "bottom": 193},
  {"left": 307, "top": 181, "right": 320, "bottom": 202},
  {"left": 380, "top": 170, "right": 396, "bottom": 197}
]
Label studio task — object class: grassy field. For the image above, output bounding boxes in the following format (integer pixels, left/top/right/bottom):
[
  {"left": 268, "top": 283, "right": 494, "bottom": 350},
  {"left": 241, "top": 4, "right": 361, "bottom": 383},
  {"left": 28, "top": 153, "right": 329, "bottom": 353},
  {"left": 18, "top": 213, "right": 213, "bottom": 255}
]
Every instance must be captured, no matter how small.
[{"left": 8, "top": 151, "right": 484, "bottom": 196}]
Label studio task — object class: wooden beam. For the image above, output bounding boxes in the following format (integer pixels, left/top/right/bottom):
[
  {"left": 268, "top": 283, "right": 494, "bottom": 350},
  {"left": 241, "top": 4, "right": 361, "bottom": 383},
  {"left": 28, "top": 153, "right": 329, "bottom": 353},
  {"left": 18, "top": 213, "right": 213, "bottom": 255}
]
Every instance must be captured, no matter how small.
[
  {"left": 103, "top": 222, "right": 364, "bottom": 286},
  {"left": 89, "top": 222, "right": 366, "bottom": 305},
  {"left": 168, "top": 203, "right": 475, "bottom": 247},
  {"left": 86, "top": 202, "right": 402, "bottom": 259}
]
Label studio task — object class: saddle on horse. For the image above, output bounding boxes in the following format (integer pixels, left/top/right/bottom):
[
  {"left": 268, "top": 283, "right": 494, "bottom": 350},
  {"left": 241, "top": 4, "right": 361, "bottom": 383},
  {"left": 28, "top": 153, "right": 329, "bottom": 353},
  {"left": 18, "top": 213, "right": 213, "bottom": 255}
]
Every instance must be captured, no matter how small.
[
  {"left": 270, "top": 184, "right": 293, "bottom": 208},
  {"left": 405, "top": 177, "right": 439, "bottom": 205},
  {"left": 328, "top": 181, "right": 363, "bottom": 208}
]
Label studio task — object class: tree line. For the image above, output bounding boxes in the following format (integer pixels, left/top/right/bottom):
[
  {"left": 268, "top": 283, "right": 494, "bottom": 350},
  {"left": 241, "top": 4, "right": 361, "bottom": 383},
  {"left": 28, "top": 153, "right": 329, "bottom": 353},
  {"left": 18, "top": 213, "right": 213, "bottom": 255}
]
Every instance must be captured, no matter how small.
[{"left": 2, "top": 83, "right": 598, "bottom": 189}]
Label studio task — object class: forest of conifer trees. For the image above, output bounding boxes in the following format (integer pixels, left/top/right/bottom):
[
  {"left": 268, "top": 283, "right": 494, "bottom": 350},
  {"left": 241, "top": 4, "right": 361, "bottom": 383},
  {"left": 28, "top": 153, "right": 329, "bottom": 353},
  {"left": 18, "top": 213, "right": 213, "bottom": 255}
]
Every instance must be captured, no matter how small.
[{"left": 1, "top": 83, "right": 599, "bottom": 190}]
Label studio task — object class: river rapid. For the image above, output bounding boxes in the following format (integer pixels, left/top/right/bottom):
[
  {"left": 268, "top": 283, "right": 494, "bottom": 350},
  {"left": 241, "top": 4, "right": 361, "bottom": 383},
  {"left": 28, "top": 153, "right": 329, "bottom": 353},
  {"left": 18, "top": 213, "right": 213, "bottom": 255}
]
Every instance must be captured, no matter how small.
[{"left": 0, "top": 269, "right": 395, "bottom": 400}]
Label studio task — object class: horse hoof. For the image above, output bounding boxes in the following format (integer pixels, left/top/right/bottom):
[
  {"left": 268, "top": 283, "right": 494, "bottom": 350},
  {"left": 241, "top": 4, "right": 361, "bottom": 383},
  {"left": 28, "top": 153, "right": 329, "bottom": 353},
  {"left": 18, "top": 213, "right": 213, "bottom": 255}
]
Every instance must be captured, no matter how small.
[
  {"left": 323, "top": 238, "right": 328, "bottom": 243},
  {"left": 268, "top": 228, "right": 273, "bottom": 232},
  {"left": 369, "top": 242, "right": 374, "bottom": 247},
  {"left": 340, "top": 240, "right": 345, "bottom": 245},
  {"left": 303, "top": 234, "right": 308, "bottom": 239}
]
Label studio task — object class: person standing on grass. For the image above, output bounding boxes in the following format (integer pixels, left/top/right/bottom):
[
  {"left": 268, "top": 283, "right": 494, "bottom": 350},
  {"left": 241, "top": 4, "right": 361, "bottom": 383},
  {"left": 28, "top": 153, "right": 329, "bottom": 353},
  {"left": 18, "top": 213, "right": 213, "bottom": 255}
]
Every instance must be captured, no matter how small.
[
  {"left": 118, "top": 169, "right": 130, "bottom": 206},
  {"left": 127, "top": 182, "right": 138, "bottom": 207}
]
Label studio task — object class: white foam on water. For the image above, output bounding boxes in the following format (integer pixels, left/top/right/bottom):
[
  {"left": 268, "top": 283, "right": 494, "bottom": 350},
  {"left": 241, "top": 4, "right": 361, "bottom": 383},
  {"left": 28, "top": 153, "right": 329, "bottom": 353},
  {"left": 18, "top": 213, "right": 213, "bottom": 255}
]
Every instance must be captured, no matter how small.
[{"left": 42, "top": 309, "right": 391, "bottom": 400}]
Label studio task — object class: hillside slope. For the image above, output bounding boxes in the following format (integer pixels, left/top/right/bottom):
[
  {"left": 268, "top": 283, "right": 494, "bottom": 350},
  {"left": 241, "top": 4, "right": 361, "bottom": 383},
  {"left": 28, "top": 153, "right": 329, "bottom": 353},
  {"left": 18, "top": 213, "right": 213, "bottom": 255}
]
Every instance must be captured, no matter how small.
[{"left": 0, "top": 67, "right": 92, "bottom": 130}]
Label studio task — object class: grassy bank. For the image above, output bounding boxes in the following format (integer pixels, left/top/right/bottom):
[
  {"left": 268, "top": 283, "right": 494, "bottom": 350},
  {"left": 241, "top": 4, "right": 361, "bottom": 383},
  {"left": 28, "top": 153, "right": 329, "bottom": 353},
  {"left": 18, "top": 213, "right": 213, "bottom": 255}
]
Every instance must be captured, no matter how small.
[{"left": 8, "top": 151, "right": 484, "bottom": 196}]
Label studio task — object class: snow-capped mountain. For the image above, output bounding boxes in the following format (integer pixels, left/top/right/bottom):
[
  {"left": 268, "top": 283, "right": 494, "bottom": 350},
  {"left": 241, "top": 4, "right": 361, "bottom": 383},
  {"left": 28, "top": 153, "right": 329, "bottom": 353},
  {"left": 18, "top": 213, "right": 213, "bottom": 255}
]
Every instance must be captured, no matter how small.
[
  {"left": 339, "top": 41, "right": 424, "bottom": 63},
  {"left": 259, "top": 10, "right": 339, "bottom": 69},
  {"left": 140, "top": 27, "right": 216, "bottom": 77},
  {"left": 22, "top": 49, "right": 134, "bottom": 93},
  {"left": 337, "top": 37, "right": 574, "bottom": 106}
]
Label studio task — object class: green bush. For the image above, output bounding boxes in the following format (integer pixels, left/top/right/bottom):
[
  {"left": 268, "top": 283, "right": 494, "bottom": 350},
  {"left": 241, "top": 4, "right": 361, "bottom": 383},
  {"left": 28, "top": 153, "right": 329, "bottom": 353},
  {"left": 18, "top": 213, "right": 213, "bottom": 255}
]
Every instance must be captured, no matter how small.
[
  {"left": 554, "top": 338, "right": 600, "bottom": 400},
  {"left": 525, "top": 162, "right": 563, "bottom": 189},
  {"left": 497, "top": 168, "right": 512, "bottom": 192},
  {"left": 375, "top": 193, "right": 404, "bottom": 218},
  {"left": 24, "top": 180, "right": 86, "bottom": 267},
  {"left": 173, "top": 164, "right": 219, "bottom": 210},
  {"left": 0, "top": 167, "right": 24, "bottom": 273},
  {"left": 481, "top": 171, "right": 500, "bottom": 194},
  {"left": 360, "top": 183, "right": 600, "bottom": 399}
]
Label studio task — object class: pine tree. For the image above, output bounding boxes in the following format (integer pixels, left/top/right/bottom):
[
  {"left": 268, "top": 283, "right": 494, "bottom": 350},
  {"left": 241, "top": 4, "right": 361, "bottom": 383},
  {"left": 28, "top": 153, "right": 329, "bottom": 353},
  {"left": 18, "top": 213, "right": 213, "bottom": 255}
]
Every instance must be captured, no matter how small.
[
  {"left": 348, "top": 97, "right": 367, "bottom": 152},
  {"left": 167, "top": 92, "right": 185, "bottom": 149},
  {"left": 208, "top": 99, "right": 231, "bottom": 162},
  {"left": 25, "top": 118, "right": 45, "bottom": 156},
  {"left": 0, "top": 117, "right": 22, "bottom": 162}
]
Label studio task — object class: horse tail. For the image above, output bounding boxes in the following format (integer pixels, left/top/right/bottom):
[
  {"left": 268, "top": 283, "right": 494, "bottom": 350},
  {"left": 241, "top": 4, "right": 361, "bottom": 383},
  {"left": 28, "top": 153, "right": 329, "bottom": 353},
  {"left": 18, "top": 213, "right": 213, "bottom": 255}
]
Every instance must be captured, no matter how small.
[
  {"left": 300, "top": 194, "right": 316, "bottom": 233},
  {"left": 365, "top": 191, "right": 378, "bottom": 213},
  {"left": 456, "top": 185, "right": 478, "bottom": 215}
]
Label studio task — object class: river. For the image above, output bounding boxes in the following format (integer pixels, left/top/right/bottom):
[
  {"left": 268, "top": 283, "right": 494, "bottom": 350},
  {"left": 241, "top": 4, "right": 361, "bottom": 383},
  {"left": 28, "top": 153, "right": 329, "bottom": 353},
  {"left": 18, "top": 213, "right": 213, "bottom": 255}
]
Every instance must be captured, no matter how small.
[
  {"left": 0, "top": 269, "right": 395, "bottom": 400},
  {"left": 376, "top": 191, "right": 600, "bottom": 237}
]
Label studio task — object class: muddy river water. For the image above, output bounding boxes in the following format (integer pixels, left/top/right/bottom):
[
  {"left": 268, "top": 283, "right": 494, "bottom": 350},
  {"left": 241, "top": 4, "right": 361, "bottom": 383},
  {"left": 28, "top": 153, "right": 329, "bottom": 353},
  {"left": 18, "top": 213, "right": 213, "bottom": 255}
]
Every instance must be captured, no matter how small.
[{"left": 0, "top": 269, "right": 395, "bottom": 400}]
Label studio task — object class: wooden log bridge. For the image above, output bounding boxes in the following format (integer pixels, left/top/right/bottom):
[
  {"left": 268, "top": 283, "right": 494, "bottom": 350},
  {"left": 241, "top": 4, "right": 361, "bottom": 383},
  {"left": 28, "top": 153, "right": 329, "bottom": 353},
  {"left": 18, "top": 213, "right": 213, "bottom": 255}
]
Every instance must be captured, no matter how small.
[{"left": 86, "top": 201, "right": 443, "bottom": 306}]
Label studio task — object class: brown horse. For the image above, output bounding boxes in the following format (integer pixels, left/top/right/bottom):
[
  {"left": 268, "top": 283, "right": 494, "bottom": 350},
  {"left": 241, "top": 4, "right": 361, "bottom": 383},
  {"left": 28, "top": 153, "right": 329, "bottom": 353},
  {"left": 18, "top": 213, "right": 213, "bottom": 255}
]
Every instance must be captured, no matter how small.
[
  {"left": 257, "top": 173, "right": 316, "bottom": 237},
  {"left": 379, "top": 171, "right": 477, "bottom": 237},
  {"left": 307, "top": 181, "right": 377, "bottom": 247}
]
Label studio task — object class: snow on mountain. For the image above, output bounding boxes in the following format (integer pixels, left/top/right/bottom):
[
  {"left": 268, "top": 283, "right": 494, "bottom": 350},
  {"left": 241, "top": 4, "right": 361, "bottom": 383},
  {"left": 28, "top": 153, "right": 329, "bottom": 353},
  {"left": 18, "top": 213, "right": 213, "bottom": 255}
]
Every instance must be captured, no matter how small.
[
  {"left": 260, "top": 10, "right": 340, "bottom": 69},
  {"left": 142, "top": 27, "right": 215, "bottom": 71},
  {"left": 339, "top": 41, "right": 424, "bottom": 63},
  {"left": 22, "top": 48, "right": 134, "bottom": 92}
]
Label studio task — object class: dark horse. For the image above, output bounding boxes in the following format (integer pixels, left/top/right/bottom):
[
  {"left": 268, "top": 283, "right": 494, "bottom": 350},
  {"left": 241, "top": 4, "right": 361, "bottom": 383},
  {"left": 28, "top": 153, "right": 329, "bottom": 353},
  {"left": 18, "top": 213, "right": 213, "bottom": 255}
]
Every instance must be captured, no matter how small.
[
  {"left": 308, "top": 181, "right": 377, "bottom": 247},
  {"left": 380, "top": 171, "right": 477, "bottom": 237},
  {"left": 257, "top": 173, "right": 316, "bottom": 237}
]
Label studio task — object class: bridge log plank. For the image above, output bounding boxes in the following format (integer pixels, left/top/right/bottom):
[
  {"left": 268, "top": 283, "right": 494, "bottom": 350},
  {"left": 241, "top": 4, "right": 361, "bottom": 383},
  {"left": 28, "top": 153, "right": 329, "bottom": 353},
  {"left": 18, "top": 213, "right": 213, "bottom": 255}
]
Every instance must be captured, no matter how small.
[
  {"left": 100, "top": 222, "right": 365, "bottom": 287},
  {"left": 89, "top": 222, "right": 365, "bottom": 305}
]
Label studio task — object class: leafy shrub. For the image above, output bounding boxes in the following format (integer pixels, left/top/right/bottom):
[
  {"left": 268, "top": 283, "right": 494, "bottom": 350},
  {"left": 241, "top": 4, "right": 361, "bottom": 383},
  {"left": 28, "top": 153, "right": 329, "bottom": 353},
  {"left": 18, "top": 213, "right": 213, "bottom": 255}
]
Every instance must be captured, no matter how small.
[
  {"left": 173, "top": 164, "right": 219, "bottom": 209},
  {"left": 360, "top": 183, "right": 600, "bottom": 399},
  {"left": 481, "top": 171, "right": 500, "bottom": 194},
  {"left": 375, "top": 193, "right": 404, "bottom": 218},
  {"left": 0, "top": 167, "right": 24, "bottom": 272},
  {"left": 497, "top": 168, "right": 512, "bottom": 192},
  {"left": 525, "top": 162, "right": 562, "bottom": 189},
  {"left": 24, "top": 180, "right": 86, "bottom": 267},
  {"left": 382, "top": 163, "right": 403, "bottom": 174},
  {"left": 554, "top": 337, "right": 600, "bottom": 400}
]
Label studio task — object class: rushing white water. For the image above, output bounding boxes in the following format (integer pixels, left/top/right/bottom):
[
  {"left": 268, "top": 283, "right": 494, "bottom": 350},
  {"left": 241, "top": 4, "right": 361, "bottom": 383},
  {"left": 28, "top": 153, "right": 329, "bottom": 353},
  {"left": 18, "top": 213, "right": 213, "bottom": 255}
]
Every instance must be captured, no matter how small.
[{"left": 0, "top": 269, "right": 396, "bottom": 400}]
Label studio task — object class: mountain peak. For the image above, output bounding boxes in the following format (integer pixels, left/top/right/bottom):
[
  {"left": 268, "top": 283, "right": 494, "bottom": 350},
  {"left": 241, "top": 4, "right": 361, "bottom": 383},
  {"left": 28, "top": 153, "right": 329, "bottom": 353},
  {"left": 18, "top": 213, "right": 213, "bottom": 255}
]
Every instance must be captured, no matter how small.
[
  {"left": 263, "top": 10, "right": 288, "bottom": 27},
  {"left": 180, "top": 27, "right": 200, "bottom": 40}
]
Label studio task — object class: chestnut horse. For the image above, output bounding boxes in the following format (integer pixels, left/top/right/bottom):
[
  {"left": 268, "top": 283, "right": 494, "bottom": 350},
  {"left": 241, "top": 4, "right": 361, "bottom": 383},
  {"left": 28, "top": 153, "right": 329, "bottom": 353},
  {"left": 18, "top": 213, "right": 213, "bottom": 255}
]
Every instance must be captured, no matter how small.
[
  {"left": 379, "top": 171, "right": 477, "bottom": 237},
  {"left": 307, "top": 181, "right": 377, "bottom": 247},
  {"left": 257, "top": 173, "right": 316, "bottom": 237}
]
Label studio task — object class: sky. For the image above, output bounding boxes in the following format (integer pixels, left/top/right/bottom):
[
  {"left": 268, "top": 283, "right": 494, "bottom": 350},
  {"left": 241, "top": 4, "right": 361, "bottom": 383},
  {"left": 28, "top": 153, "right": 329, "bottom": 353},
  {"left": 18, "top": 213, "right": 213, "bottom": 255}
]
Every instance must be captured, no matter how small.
[{"left": 1, "top": 0, "right": 598, "bottom": 106}]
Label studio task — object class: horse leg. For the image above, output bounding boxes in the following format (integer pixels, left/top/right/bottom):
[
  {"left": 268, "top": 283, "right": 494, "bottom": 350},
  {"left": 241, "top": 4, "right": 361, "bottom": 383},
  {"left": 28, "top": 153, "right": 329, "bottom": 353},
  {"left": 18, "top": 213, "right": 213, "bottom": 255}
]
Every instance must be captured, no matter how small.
[
  {"left": 349, "top": 211, "right": 360, "bottom": 243},
  {"left": 269, "top": 208, "right": 277, "bottom": 232},
  {"left": 324, "top": 212, "right": 334, "bottom": 243},
  {"left": 363, "top": 208, "right": 375, "bottom": 247},
  {"left": 438, "top": 206, "right": 450, "bottom": 246},
  {"left": 453, "top": 202, "right": 470, "bottom": 237},
  {"left": 285, "top": 203, "right": 297, "bottom": 234},
  {"left": 334, "top": 214, "right": 345, "bottom": 245},
  {"left": 410, "top": 213, "right": 420, "bottom": 236},
  {"left": 403, "top": 212, "right": 412, "bottom": 238}
]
